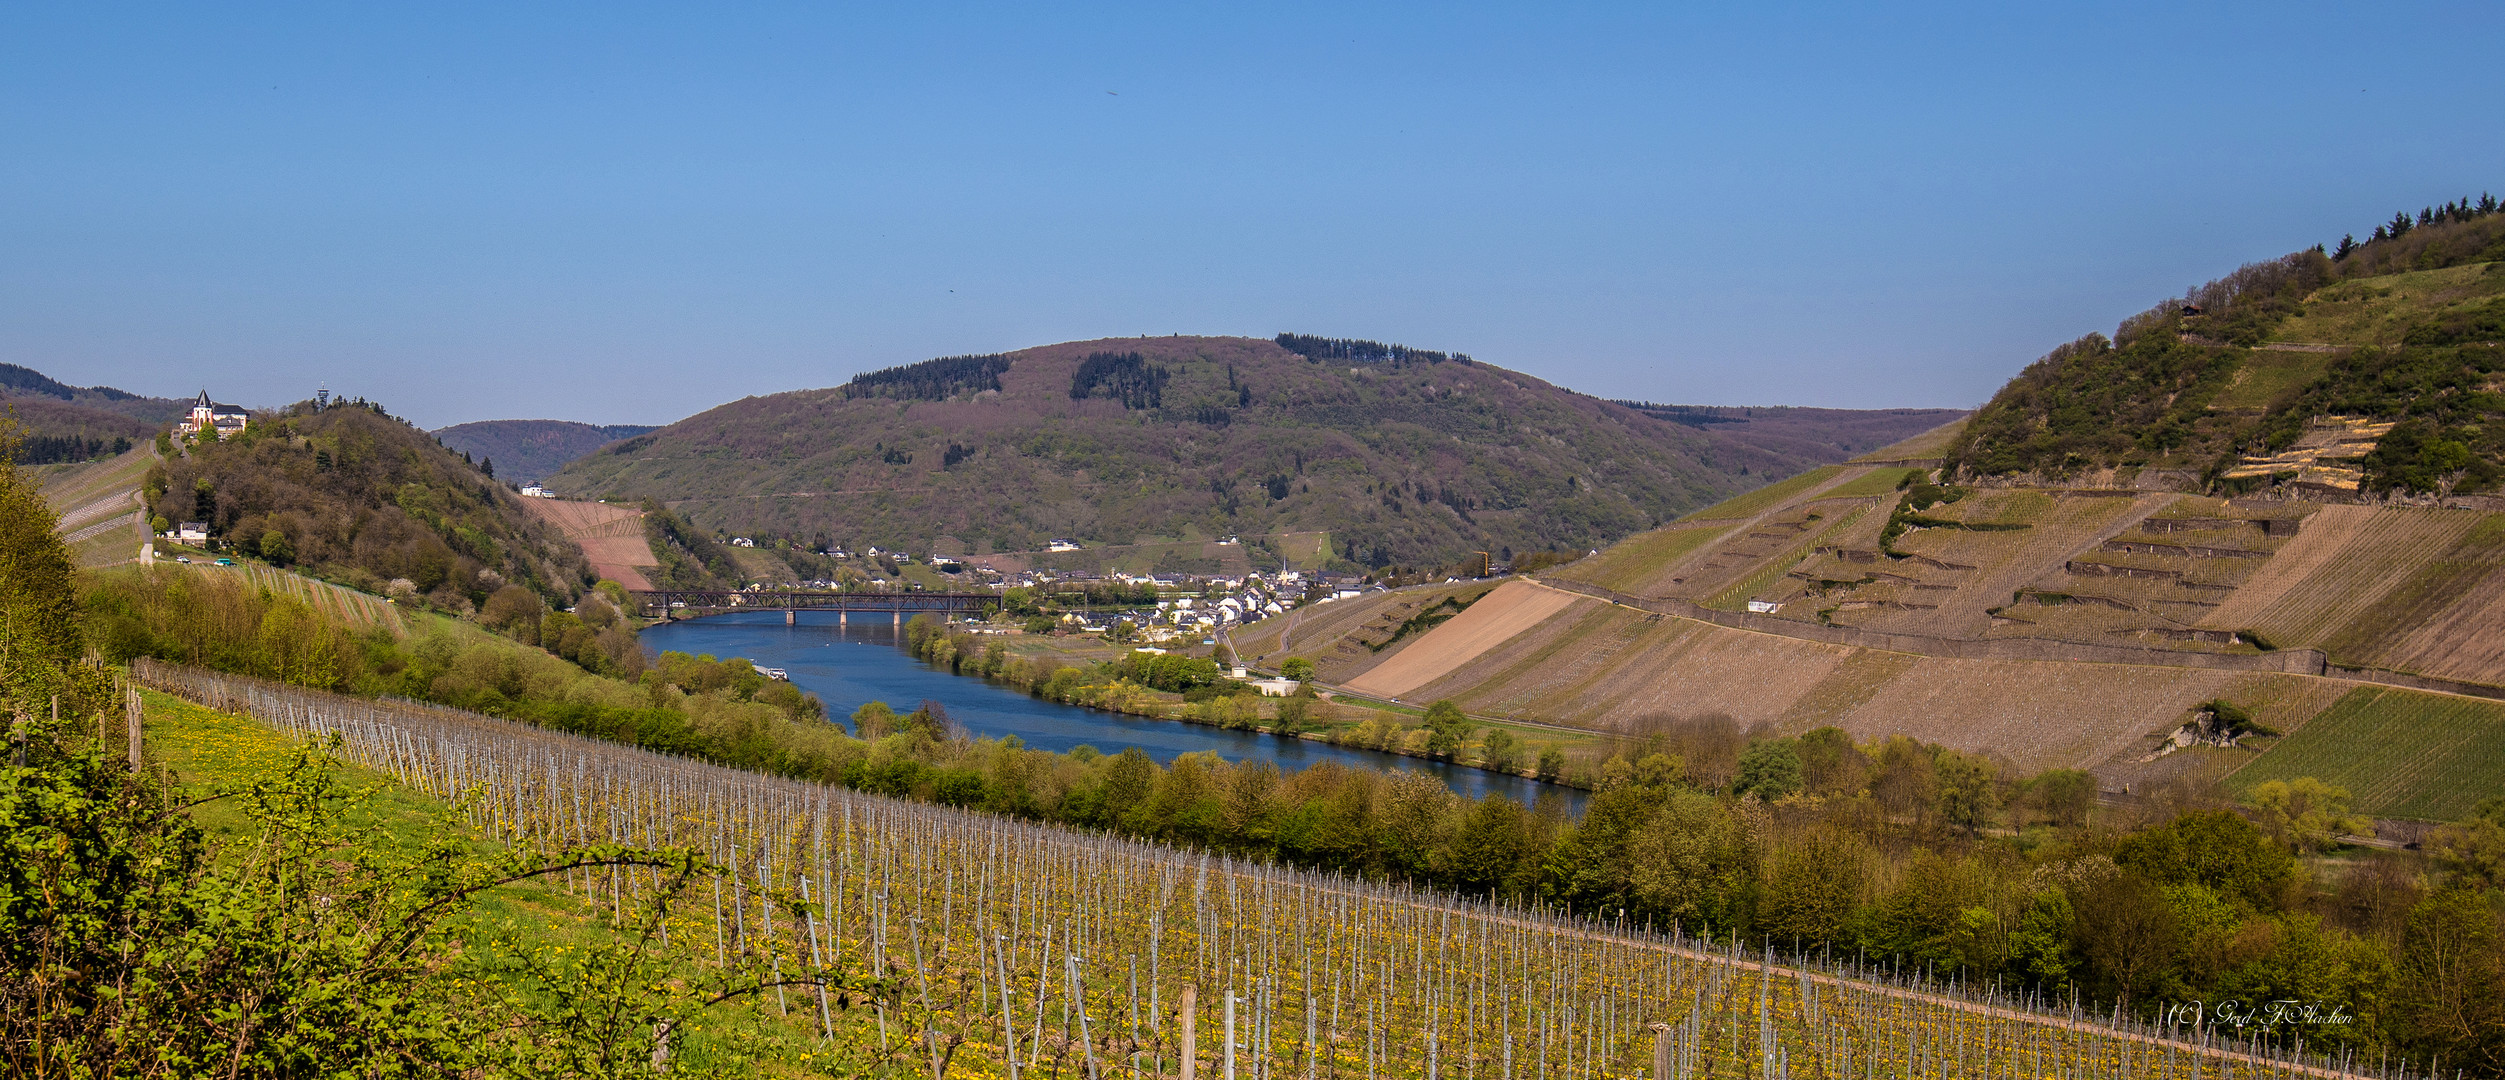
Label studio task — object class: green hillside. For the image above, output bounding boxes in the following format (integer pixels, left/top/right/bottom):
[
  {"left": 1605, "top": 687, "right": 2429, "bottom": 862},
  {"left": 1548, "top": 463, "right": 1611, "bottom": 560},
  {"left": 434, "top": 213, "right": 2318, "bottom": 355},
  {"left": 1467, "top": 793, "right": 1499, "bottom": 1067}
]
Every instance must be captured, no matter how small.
[
  {"left": 1949, "top": 201, "right": 2505, "bottom": 494},
  {"left": 549, "top": 334, "right": 1957, "bottom": 569},
  {"left": 145, "top": 400, "right": 598, "bottom": 607}
]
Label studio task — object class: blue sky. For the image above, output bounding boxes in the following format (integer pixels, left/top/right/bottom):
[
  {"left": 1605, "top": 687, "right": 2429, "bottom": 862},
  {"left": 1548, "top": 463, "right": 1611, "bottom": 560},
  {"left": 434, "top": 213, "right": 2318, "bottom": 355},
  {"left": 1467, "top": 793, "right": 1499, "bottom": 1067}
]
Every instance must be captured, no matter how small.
[{"left": 4, "top": 3, "right": 2500, "bottom": 428}]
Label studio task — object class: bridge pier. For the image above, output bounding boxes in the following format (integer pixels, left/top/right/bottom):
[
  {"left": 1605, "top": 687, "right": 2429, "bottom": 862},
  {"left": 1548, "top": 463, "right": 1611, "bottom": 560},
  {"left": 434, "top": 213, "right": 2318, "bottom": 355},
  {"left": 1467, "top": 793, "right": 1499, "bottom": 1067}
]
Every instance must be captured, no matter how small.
[
  {"left": 839, "top": 610, "right": 846, "bottom": 625},
  {"left": 785, "top": 608, "right": 795, "bottom": 626},
  {"left": 893, "top": 610, "right": 902, "bottom": 627}
]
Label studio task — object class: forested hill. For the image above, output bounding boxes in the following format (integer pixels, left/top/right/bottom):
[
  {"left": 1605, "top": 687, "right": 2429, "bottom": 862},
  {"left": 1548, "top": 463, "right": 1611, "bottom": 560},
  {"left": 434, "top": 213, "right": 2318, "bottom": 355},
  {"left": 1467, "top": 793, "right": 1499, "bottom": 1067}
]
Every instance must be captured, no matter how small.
[
  {"left": 146, "top": 400, "right": 598, "bottom": 607},
  {"left": 1, "top": 362, "right": 192, "bottom": 465},
  {"left": 431, "top": 419, "right": 658, "bottom": 484},
  {"left": 547, "top": 334, "right": 1957, "bottom": 569},
  {"left": 1948, "top": 195, "right": 2505, "bottom": 496}
]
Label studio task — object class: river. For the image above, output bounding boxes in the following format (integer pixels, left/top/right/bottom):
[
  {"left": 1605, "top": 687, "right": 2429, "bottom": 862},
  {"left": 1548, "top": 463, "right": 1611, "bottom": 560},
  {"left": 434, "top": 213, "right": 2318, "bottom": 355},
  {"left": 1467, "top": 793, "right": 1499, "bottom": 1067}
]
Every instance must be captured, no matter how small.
[{"left": 640, "top": 613, "right": 1584, "bottom": 809}]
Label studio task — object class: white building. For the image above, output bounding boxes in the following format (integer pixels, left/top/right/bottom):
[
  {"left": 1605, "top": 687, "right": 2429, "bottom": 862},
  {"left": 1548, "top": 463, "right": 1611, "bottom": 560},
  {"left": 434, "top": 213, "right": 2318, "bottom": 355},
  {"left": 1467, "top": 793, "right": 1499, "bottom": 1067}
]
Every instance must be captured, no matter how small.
[{"left": 180, "top": 392, "right": 248, "bottom": 440}]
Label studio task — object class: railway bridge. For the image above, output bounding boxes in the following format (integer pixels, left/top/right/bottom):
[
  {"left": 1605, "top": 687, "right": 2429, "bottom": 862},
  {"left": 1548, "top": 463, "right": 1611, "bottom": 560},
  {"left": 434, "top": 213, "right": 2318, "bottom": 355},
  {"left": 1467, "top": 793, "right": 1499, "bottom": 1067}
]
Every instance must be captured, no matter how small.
[{"left": 630, "top": 589, "right": 998, "bottom": 624}]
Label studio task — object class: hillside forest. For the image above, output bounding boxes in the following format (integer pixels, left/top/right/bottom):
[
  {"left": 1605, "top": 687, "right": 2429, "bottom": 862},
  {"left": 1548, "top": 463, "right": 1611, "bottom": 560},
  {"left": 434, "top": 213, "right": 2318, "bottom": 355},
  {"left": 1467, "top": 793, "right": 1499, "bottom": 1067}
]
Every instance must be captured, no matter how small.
[
  {"left": 551, "top": 334, "right": 1959, "bottom": 571},
  {"left": 1951, "top": 198, "right": 2505, "bottom": 493},
  {"left": 143, "top": 399, "right": 599, "bottom": 609}
]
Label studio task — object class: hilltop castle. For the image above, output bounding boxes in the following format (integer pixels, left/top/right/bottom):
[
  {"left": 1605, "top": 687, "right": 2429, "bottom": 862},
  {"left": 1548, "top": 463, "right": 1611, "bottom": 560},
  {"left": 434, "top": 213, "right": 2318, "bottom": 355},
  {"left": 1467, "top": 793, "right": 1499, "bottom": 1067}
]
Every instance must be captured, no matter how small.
[{"left": 182, "top": 391, "right": 249, "bottom": 439}]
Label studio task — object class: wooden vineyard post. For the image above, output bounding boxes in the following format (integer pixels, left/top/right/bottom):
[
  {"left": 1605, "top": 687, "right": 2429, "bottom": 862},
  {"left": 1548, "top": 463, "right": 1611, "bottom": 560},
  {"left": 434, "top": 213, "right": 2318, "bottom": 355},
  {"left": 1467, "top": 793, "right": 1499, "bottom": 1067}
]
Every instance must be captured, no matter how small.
[
  {"left": 125, "top": 687, "right": 142, "bottom": 769},
  {"left": 1182, "top": 984, "right": 1197, "bottom": 1080}
]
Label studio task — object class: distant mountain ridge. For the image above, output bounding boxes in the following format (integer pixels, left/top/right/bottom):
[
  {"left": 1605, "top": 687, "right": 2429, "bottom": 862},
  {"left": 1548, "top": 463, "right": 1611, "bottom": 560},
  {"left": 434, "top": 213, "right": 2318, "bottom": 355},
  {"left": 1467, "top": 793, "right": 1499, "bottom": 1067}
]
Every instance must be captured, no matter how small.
[
  {"left": 1612, "top": 403, "right": 1967, "bottom": 467},
  {"left": 432, "top": 420, "right": 659, "bottom": 484},
  {"left": 2, "top": 363, "right": 194, "bottom": 465},
  {"left": 548, "top": 334, "right": 1959, "bottom": 570}
]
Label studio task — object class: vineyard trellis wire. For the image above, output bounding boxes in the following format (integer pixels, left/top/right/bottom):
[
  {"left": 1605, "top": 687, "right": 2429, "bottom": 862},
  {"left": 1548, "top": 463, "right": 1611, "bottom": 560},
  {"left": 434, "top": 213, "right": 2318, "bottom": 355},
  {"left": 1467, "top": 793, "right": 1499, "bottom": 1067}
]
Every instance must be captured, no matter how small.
[{"left": 133, "top": 659, "right": 2411, "bottom": 1080}]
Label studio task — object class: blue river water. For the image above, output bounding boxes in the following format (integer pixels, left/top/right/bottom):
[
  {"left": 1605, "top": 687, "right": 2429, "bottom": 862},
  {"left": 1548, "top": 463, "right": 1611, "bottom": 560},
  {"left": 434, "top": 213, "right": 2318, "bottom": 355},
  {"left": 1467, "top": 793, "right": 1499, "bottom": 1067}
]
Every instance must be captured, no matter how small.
[{"left": 640, "top": 612, "right": 1584, "bottom": 810}]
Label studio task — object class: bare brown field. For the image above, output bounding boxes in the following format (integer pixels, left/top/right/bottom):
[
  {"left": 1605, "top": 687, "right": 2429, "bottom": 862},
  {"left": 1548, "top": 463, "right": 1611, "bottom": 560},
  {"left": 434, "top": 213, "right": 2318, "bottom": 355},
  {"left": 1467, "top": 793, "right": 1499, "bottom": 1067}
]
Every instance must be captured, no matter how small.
[
  {"left": 1343, "top": 580, "right": 1581, "bottom": 698},
  {"left": 2373, "top": 561, "right": 2505, "bottom": 684},
  {"left": 2216, "top": 508, "right": 2482, "bottom": 651},
  {"left": 1235, "top": 583, "right": 1490, "bottom": 685},
  {"left": 1454, "top": 602, "right": 1650, "bottom": 716},
  {"left": 1824, "top": 656, "right": 2237, "bottom": 771},
  {"left": 1587, "top": 619, "right": 1856, "bottom": 727},
  {"left": 2197, "top": 504, "right": 2375, "bottom": 630},
  {"left": 1661, "top": 496, "right": 1878, "bottom": 603},
  {"left": 2328, "top": 514, "right": 2505, "bottom": 683},
  {"left": 520, "top": 498, "right": 657, "bottom": 589},
  {"left": 1772, "top": 649, "right": 1923, "bottom": 731},
  {"left": 1921, "top": 493, "right": 2163, "bottom": 636}
]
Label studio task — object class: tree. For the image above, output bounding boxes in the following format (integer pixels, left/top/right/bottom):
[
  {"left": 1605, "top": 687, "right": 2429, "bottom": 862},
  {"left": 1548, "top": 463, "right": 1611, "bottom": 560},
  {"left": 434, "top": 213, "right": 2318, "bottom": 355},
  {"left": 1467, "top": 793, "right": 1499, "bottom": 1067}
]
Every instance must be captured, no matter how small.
[
  {"left": 1797, "top": 726, "right": 1867, "bottom": 796},
  {"left": 1421, "top": 699, "right": 1474, "bottom": 759},
  {"left": 2076, "top": 871, "right": 2180, "bottom": 1012},
  {"left": 1758, "top": 826, "right": 1866, "bottom": 945},
  {"left": 2429, "top": 798, "right": 2505, "bottom": 889},
  {"left": 2392, "top": 889, "right": 2505, "bottom": 1075},
  {"left": 0, "top": 420, "right": 95, "bottom": 714},
  {"left": 1479, "top": 728, "right": 1518, "bottom": 772},
  {"left": 1534, "top": 745, "right": 1566, "bottom": 782},
  {"left": 2024, "top": 768, "right": 2095, "bottom": 828},
  {"left": 2246, "top": 776, "right": 2369, "bottom": 852},
  {"left": 1281, "top": 656, "right": 1316, "bottom": 682},
  {"left": 1934, "top": 750, "right": 2000, "bottom": 835},
  {"left": 1733, "top": 739, "right": 1803, "bottom": 800},
  {"left": 258, "top": 527, "right": 294, "bottom": 564}
]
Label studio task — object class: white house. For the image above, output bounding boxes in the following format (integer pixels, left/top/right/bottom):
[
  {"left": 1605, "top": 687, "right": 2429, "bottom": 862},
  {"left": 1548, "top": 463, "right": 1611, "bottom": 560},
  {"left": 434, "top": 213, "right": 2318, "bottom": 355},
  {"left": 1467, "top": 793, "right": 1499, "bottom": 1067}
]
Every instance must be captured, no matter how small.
[
  {"left": 1046, "top": 539, "right": 1082, "bottom": 553},
  {"left": 170, "top": 522, "right": 209, "bottom": 544}
]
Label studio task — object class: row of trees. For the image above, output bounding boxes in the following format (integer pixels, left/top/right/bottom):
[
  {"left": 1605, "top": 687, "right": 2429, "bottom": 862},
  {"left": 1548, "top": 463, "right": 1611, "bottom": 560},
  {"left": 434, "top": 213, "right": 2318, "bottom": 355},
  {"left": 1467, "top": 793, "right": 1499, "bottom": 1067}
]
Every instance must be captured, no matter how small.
[
  {"left": 840, "top": 352, "right": 1012, "bottom": 401},
  {"left": 10, "top": 432, "right": 132, "bottom": 465}
]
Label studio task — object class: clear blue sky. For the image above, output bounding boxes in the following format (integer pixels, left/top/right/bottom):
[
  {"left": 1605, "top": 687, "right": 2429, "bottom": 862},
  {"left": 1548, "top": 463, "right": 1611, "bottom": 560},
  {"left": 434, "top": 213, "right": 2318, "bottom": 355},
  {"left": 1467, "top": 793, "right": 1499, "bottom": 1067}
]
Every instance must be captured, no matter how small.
[{"left": 5, "top": 3, "right": 2500, "bottom": 428}]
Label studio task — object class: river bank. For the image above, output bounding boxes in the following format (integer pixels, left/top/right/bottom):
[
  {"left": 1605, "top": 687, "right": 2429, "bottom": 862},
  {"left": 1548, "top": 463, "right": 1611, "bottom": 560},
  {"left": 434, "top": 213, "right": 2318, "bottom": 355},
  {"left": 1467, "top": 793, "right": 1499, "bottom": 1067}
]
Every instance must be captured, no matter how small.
[
  {"left": 899, "top": 615, "right": 1608, "bottom": 790},
  {"left": 639, "top": 613, "right": 1595, "bottom": 806}
]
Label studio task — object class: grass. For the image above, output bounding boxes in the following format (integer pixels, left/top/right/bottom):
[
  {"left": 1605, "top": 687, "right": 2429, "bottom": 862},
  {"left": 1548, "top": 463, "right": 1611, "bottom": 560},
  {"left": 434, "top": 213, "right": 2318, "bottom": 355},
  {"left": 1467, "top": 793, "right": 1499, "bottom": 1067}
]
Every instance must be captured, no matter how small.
[
  {"left": 1548, "top": 523, "right": 1727, "bottom": 593},
  {"left": 2271, "top": 261, "right": 2505, "bottom": 346},
  {"left": 1678, "top": 465, "right": 1843, "bottom": 522},
  {"left": 134, "top": 686, "right": 841, "bottom": 1065},
  {"left": 2206, "top": 351, "right": 2334, "bottom": 412},
  {"left": 2229, "top": 685, "right": 2505, "bottom": 821}
]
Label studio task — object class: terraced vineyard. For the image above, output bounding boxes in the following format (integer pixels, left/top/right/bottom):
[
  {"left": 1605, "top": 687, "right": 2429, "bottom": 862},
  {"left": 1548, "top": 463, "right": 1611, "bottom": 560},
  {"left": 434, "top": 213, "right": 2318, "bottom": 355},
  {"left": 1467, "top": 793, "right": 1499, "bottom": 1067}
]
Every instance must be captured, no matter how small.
[
  {"left": 2226, "top": 509, "right": 2484, "bottom": 658},
  {"left": 2229, "top": 686, "right": 2505, "bottom": 821},
  {"left": 1544, "top": 522, "right": 1729, "bottom": 595},
  {"left": 37, "top": 445, "right": 155, "bottom": 567},
  {"left": 1678, "top": 465, "right": 1846, "bottom": 522},
  {"left": 140, "top": 659, "right": 2388, "bottom": 1079}
]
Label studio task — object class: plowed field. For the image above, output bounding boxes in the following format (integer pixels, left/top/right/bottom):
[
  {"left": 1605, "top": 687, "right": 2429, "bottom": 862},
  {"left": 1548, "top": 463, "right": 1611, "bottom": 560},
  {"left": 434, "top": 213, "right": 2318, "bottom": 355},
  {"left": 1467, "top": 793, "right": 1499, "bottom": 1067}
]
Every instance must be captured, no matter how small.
[
  {"left": 520, "top": 498, "right": 657, "bottom": 589},
  {"left": 1343, "top": 580, "right": 1582, "bottom": 698}
]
